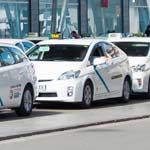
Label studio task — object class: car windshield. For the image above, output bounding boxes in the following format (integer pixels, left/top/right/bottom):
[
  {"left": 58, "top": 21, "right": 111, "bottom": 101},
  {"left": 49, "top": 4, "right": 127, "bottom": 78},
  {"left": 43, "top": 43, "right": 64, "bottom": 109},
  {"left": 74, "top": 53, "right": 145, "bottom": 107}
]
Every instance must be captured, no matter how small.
[
  {"left": 27, "top": 44, "right": 89, "bottom": 61},
  {"left": 113, "top": 42, "right": 149, "bottom": 57}
]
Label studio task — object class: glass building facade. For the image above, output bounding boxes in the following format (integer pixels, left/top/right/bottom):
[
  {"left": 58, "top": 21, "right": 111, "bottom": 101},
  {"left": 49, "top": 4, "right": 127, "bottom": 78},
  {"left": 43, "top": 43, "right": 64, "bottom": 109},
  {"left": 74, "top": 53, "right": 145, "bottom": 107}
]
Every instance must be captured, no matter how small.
[
  {"left": 0, "top": 0, "right": 29, "bottom": 38},
  {"left": 129, "top": 0, "right": 150, "bottom": 33},
  {"left": 39, "top": 0, "right": 78, "bottom": 38},
  {"left": 39, "top": 0, "right": 53, "bottom": 37},
  {"left": 0, "top": 0, "right": 150, "bottom": 38},
  {"left": 56, "top": 0, "right": 79, "bottom": 38},
  {"left": 88, "top": 0, "right": 122, "bottom": 37}
]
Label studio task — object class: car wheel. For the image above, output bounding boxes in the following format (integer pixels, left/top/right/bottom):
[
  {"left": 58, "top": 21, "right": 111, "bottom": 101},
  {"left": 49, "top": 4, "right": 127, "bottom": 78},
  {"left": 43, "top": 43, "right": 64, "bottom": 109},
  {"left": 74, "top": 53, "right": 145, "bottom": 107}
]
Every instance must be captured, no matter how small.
[
  {"left": 120, "top": 78, "right": 131, "bottom": 103},
  {"left": 81, "top": 81, "right": 93, "bottom": 108},
  {"left": 146, "top": 78, "right": 150, "bottom": 99},
  {"left": 15, "top": 86, "right": 33, "bottom": 116}
]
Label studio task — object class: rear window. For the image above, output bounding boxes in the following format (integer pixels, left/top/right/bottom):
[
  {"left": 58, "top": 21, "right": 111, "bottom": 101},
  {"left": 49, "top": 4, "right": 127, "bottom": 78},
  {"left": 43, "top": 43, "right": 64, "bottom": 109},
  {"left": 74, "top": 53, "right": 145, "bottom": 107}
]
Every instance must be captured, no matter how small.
[
  {"left": 22, "top": 41, "right": 34, "bottom": 51},
  {"left": 113, "top": 42, "right": 149, "bottom": 57},
  {"left": 27, "top": 44, "right": 89, "bottom": 61}
]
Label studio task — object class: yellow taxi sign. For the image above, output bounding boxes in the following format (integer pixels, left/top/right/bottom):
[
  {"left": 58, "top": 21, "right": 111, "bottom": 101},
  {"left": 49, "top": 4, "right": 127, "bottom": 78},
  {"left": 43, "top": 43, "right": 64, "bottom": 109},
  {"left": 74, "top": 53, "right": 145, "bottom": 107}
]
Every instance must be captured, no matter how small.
[{"left": 50, "top": 33, "right": 62, "bottom": 39}]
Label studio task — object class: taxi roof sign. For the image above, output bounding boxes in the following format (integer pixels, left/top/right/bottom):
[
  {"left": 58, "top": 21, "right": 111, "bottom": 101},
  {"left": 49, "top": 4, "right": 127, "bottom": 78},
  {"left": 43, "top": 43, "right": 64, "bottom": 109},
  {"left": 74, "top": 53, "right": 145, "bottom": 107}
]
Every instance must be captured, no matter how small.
[
  {"left": 50, "top": 33, "right": 63, "bottom": 39},
  {"left": 108, "top": 33, "right": 122, "bottom": 38}
]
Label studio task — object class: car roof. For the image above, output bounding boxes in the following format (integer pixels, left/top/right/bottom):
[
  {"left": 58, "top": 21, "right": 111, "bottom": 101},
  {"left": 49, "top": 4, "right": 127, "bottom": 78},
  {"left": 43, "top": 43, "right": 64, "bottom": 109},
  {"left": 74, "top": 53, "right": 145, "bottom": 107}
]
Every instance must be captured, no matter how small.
[
  {"left": 25, "top": 37, "right": 49, "bottom": 44},
  {"left": 0, "top": 39, "right": 34, "bottom": 45},
  {"left": 109, "top": 37, "right": 150, "bottom": 43},
  {"left": 37, "top": 39, "right": 107, "bottom": 46},
  {"left": 0, "top": 42, "right": 23, "bottom": 49}
]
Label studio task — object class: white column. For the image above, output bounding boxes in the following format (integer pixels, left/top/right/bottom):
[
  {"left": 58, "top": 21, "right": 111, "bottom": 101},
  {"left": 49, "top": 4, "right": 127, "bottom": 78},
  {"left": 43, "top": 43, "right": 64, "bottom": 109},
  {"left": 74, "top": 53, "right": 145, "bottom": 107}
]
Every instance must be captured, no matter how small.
[{"left": 58, "top": 0, "right": 68, "bottom": 32}]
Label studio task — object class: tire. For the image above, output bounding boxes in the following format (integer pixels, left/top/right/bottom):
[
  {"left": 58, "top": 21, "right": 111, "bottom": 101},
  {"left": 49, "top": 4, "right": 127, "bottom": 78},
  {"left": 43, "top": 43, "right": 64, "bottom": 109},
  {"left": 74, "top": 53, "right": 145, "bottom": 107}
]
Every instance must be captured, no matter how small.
[
  {"left": 120, "top": 79, "right": 131, "bottom": 103},
  {"left": 15, "top": 86, "right": 33, "bottom": 116},
  {"left": 146, "top": 79, "right": 150, "bottom": 99},
  {"left": 81, "top": 81, "right": 93, "bottom": 108}
]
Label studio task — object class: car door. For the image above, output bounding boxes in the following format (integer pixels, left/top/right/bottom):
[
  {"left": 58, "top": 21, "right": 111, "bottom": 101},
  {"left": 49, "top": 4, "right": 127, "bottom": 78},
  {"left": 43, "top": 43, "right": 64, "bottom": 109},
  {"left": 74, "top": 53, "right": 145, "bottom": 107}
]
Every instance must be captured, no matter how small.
[
  {"left": 90, "top": 43, "right": 111, "bottom": 98},
  {"left": 8, "top": 46, "right": 28, "bottom": 106},
  {"left": 0, "top": 56, "right": 7, "bottom": 108},
  {"left": 102, "top": 42, "right": 123, "bottom": 93},
  {"left": 0, "top": 47, "right": 16, "bottom": 107}
]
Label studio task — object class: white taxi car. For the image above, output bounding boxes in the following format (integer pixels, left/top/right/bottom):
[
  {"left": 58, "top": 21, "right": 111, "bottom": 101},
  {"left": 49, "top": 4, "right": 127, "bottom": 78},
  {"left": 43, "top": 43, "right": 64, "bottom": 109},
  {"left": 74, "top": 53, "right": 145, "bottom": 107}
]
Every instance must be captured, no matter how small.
[
  {"left": 0, "top": 43, "right": 37, "bottom": 116},
  {"left": 110, "top": 37, "right": 150, "bottom": 97},
  {"left": 0, "top": 39, "right": 35, "bottom": 52},
  {"left": 27, "top": 39, "right": 132, "bottom": 108}
]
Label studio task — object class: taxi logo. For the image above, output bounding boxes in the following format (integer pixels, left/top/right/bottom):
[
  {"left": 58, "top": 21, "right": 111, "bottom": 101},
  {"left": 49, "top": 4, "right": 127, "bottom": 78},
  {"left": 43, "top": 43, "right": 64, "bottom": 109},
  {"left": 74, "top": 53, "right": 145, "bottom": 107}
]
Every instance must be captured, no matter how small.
[{"left": 10, "top": 84, "right": 21, "bottom": 99}]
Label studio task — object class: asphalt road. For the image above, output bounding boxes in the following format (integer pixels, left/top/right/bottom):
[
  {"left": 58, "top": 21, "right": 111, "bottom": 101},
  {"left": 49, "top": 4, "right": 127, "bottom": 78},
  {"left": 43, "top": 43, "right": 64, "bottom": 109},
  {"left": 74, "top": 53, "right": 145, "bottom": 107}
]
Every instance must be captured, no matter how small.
[
  {"left": 0, "top": 95, "right": 150, "bottom": 141},
  {"left": 0, "top": 118, "right": 150, "bottom": 150},
  {"left": 0, "top": 95, "right": 148, "bottom": 121}
]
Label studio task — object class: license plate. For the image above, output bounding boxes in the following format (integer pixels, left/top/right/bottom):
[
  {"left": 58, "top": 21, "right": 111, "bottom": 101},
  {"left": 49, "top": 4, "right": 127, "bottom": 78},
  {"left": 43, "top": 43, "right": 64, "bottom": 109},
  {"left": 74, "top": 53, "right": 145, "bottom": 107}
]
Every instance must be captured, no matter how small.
[{"left": 39, "top": 84, "right": 47, "bottom": 92}]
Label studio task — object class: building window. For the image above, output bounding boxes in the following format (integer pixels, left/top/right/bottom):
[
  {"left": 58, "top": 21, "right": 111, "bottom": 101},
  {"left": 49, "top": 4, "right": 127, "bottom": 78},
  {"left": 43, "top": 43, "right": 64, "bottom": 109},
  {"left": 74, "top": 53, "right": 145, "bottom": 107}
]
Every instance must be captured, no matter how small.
[
  {"left": 56, "top": 0, "right": 79, "bottom": 38},
  {"left": 39, "top": 0, "right": 53, "bottom": 37},
  {"left": 87, "top": 0, "right": 122, "bottom": 37},
  {"left": 0, "top": 0, "right": 29, "bottom": 38},
  {"left": 129, "top": 0, "right": 150, "bottom": 33},
  {"left": 39, "top": 0, "right": 79, "bottom": 38}
]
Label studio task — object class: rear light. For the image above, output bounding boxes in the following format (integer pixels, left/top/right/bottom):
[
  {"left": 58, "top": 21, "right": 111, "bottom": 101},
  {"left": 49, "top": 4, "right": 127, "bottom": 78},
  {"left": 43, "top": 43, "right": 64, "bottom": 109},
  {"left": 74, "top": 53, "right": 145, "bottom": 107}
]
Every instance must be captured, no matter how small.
[{"left": 137, "top": 79, "right": 142, "bottom": 86}]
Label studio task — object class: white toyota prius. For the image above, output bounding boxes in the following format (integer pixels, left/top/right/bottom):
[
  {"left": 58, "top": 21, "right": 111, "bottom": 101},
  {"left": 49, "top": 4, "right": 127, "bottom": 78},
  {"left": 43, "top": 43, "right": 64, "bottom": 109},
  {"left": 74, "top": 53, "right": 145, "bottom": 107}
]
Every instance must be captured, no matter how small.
[
  {"left": 0, "top": 43, "right": 37, "bottom": 116},
  {"left": 110, "top": 37, "right": 150, "bottom": 97},
  {"left": 27, "top": 39, "right": 132, "bottom": 108}
]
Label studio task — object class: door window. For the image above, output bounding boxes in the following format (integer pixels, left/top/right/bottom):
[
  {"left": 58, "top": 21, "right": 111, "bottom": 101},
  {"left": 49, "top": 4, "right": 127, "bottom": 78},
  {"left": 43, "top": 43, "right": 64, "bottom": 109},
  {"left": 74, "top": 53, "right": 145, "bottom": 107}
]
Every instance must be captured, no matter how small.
[
  {"left": 0, "top": 47, "right": 15, "bottom": 66},
  {"left": 102, "top": 42, "right": 119, "bottom": 58},
  {"left": 9, "top": 47, "right": 26, "bottom": 63},
  {"left": 91, "top": 45, "right": 104, "bottom": 57}
]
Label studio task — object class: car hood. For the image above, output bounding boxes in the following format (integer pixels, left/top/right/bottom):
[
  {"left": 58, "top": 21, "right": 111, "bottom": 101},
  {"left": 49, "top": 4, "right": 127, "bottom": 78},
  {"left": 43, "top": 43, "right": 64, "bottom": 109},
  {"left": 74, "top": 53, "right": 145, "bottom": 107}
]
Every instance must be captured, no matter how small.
[
  {"left": 128, "top": 57, "right": 147, "bottom": 66},
  {"left": 32, "top": 61, "right": 83, "bottom": 80}
]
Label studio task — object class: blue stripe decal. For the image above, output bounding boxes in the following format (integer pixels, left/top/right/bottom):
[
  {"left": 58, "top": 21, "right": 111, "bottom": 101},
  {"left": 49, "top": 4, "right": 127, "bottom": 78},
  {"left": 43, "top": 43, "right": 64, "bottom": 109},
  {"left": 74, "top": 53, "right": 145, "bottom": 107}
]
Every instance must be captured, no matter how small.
[
  {"left": 0, "top": 97, "right": 4, "bottom": 106},
  {"left": 94, "top": 65, "right": 110, "bottom": 92}
]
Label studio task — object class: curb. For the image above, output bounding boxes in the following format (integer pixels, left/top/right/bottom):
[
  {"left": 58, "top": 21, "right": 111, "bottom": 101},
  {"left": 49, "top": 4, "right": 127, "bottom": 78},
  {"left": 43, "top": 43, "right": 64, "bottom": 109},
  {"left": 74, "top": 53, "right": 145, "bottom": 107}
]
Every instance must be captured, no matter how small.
[{"left": 1, "top": 115, "right": 150, "bottom": 141}]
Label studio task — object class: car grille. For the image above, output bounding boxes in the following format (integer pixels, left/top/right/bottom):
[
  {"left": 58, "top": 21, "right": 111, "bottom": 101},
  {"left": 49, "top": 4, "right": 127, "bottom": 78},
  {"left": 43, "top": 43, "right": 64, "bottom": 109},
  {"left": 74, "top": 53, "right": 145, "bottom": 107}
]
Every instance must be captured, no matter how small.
[{"left": 38, "top": 93, "right": 57, "bottom": 97}]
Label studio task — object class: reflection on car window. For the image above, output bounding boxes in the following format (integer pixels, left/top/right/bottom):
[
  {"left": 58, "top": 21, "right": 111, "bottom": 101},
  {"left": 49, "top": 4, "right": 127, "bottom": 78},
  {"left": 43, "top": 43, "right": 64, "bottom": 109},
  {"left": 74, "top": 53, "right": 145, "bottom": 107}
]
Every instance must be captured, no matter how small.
[
  {"left": 0, "top": 47, "right": 15, "bottom": 66},
  {"left": 9, "top": 47, "right": 25, "bottom": 63},
  {"left": 22, "top": 42, "right": 34, "bottom": 51},
  {"left": 16, "top": 43, "right": 24, "bottom": 51},
  {"left": 113, "top": 42, "right": 149, "bottom": 57},
  {"left": 28, "top": 45, "right": 89, "bottom": 61}
]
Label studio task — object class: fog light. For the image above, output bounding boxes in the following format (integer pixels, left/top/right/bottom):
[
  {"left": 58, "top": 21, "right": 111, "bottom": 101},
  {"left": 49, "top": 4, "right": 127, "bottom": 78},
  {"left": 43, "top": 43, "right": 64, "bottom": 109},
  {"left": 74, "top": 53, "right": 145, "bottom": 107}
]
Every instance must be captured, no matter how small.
[{"left": 67, "top": 86, "right": 73, "bottom": 96}]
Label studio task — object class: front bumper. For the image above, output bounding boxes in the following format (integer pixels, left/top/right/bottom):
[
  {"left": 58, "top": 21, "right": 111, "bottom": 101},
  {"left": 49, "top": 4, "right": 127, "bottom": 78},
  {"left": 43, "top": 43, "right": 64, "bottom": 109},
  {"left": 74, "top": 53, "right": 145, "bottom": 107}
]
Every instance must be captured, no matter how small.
[{"left": 36, "top": 78, "right": 83, "bottom": 102}]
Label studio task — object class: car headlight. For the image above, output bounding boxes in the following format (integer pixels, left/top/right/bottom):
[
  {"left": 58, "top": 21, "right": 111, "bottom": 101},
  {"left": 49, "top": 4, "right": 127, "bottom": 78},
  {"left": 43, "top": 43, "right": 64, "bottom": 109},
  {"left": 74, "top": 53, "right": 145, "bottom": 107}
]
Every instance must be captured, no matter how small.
[
  {"left": 131, "top": 64, "right": 146, "bottom": 72},
  {"left": 58, "top": 70, "right": 80, "bottom": 80}
]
